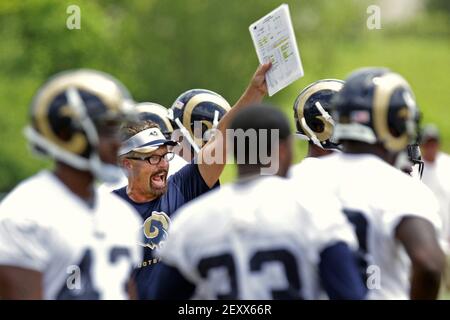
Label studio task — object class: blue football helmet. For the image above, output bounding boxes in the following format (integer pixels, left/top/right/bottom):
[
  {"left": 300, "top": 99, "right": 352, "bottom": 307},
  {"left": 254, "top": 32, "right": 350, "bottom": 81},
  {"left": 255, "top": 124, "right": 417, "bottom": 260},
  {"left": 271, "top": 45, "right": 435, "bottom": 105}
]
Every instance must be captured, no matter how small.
[
  {"left": 293, "top": 79, "right": 344, "bottom": 150},
  {"left": 168, "top": 89, "right": 230, "bottom": 153},
  {"left": 135, "top": 102, "right": 174, "bottom": 140},
  {"left": 333, "top": 67, "right": 420, "bottom": 153},
  {"left": 24, "top": 69, "right": 136, "bottom": 183}
]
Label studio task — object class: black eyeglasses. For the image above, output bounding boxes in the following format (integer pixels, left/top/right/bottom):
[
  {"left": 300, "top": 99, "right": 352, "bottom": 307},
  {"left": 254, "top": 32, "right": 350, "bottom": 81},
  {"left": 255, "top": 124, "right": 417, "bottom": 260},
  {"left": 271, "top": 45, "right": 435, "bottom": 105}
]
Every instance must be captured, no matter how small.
[{"left": 127, "top": 152, "right": 175, "bottom": 165}]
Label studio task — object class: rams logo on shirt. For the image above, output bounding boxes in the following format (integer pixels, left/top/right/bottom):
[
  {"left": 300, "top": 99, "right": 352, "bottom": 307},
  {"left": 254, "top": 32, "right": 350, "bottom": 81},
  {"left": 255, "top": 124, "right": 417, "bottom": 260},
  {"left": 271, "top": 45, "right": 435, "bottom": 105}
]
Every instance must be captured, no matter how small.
[{"left": 140, "top": 211, "right": 171, "bottom": 250}]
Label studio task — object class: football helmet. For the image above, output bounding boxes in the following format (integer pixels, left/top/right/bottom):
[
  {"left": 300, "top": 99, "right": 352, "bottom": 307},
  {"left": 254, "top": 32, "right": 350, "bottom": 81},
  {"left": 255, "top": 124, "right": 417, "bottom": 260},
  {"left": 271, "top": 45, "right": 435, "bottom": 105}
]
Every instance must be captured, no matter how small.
[
  {"left": 333, "top": 67, "right": 420, "bottom": 153},
  {"left": 293, "top": 79, "right": 344, "bottom": 150},
  {"left": 24, "top": 69, "right": 136, "bottom": 183},
  {"left": 168, "top": 89, "right": 231, "bottom": 153},
  {"left": 135, "top": 102, "right": 174, "bottom": 139}
]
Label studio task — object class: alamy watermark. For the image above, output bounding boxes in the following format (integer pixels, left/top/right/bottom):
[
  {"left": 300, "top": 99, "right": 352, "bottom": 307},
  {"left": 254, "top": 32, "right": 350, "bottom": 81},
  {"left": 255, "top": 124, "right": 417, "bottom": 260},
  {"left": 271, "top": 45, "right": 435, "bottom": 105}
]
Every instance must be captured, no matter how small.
[
  {"left": 367, "top": 5, "right": 382, "bottom": 30},
  {"left": 366, "top": 264, "right": 381, "bottom": 290},
  {"left": 66, "top": 4, "right": 381, "bottom": 32},
  {"left": 169, "top": 122, "right": 282, "bottom": 176},
  {"left": 66, "top": 5, "right": 81, "bottom": 30},
  {"left": 66, "top": 265, "right": 81, "bottom": 290}
]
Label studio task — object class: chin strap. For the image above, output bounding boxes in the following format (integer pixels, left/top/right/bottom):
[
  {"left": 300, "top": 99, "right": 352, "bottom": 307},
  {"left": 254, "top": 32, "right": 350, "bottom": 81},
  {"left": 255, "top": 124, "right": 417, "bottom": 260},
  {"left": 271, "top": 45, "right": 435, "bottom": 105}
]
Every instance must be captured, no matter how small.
[
  {"left": 203, "top": 110, "right": 220, "bottom": 142},
  {"left": 174, "top": 118, "right": 201, "bottom": 154},
  {"left": 170, "top": 109, "right": 221, "bottom": 154},
  {"left": 212, "top": 110, "right": 220, "bottom": 129},
  {"left": 301, "top": 117, "right": 322, "bottom": 148},
  {"left": 300, "top": 101, "right": 336, "bottom": 150},
  {"left": 315, "top": 101, "right": 335, "bottom": 126}
]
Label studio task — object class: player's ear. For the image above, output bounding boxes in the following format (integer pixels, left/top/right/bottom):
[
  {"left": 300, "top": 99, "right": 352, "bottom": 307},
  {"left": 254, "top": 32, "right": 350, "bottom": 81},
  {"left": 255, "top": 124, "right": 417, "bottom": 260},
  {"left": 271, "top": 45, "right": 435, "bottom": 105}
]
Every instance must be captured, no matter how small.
[{"left": 121, "top": 157, "right": 132, "bottom": 170}]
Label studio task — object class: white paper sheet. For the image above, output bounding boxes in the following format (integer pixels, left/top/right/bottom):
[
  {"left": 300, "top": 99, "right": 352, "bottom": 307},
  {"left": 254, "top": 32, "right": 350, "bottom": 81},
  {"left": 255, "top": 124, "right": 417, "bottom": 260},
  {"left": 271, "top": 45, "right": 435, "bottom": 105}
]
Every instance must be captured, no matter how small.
[{"left": 249, "top": 4, "right": 304, "bottom": 96}]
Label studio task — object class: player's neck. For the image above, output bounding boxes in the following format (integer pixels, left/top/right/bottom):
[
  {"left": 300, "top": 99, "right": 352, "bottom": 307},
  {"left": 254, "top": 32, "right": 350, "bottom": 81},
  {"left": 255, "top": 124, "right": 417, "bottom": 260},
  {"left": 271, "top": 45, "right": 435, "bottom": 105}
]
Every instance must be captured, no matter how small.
[
  {"left": 307, "top": 144, "right": 333, "bottom": 158},
  {"left": 237, "top": 164, "right": 287, "bottom": 179},
  {"left": 237, "top": 165, "right": 264, "bottom": 179},
  {"left": 54, "top": 162, "right": 95, "bottom": 205},
  {"left": 126, "top": 183, "right": 158, "bottom": 203},
  {"left": 342, "top": 141, "right": 393, "bottom": 164}
]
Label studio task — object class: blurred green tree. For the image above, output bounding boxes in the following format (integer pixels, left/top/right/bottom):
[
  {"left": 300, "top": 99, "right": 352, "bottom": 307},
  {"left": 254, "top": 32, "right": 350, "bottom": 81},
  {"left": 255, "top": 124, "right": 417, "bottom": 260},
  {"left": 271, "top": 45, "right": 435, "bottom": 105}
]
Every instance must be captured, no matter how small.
[{"left": 0, "top": 0, "right": 448, "bottom": 192}]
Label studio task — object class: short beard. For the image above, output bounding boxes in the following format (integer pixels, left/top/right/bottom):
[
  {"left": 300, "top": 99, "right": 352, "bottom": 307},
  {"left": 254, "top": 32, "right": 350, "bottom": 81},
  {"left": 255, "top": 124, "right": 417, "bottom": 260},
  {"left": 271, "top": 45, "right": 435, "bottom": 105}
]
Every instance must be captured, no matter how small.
[
  {"left": 148, "top": 170, "right": 168, "bottom": 197},
  {"left": 148, "top": 183, "right": 168, "bottom": 197}
]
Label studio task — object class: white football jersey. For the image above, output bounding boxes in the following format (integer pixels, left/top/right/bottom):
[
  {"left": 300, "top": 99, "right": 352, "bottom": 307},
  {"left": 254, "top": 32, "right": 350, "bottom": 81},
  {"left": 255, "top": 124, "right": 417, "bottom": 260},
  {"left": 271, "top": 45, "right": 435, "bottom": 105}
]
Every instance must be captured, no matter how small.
[
  {"left": 0, "top": 170, "right": 142, "bottom": 300},
  {"left": 98, "top": 154, "right": 188, "bottom": 193},
  {"left": 291, "top": 153, "right": 442, "bottom": 299},
  {"left": 422, "top": 152, "right": 450, "bottom": 246},
  {"left": 288, "top": 156, "right": 323, "bottom": 179},
  {"left": 157, "top": 176, "right": 357, "bottom": 300}
]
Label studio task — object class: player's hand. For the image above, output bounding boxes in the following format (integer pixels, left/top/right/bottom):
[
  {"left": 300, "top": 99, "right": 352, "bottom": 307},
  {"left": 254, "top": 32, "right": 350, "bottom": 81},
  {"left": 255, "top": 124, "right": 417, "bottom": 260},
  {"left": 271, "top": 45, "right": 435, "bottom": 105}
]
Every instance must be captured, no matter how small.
[
  {"left": 227, "top": 62, "right": 272, "bottom": 116},
  {"left": 249, "top": 62, "right": 271, "bottom": 96}
]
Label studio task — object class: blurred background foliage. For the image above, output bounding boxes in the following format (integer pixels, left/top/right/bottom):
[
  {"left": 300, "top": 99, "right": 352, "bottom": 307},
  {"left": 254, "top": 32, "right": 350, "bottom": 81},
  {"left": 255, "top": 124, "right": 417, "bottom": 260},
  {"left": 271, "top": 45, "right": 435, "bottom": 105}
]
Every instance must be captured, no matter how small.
[{"left": 0, "top": 0, "right": 449, "bottom": 192}]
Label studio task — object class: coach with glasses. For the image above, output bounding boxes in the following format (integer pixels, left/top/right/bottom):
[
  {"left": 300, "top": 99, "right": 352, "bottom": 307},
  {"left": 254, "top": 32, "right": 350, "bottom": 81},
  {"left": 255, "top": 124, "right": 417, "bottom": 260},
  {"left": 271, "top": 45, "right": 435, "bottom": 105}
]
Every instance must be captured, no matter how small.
[{"left": 113, "top": 63, "right": 271, "bottom": 299}]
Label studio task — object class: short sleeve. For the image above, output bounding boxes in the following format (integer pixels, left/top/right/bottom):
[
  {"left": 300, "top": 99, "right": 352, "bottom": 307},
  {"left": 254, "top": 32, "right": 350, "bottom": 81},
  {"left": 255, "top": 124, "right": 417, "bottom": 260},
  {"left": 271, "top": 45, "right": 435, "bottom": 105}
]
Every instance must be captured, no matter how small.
[
  {"left": 313, "top": 210, "right": 358, "bottom": 253},
  {"left": 381, "top": 179, "right": 442, "bottom": 239},
  {"left": 155, "top": 205, "right": 199, "bottom": 283},
  {"left": 294, "top": 184, "right": 358, "bottom": 253},
  {"left": 121, "top": 208, "right": 144, "bottom": 268},
  {"left": 102, "top": 191, "right": 145, "bottom": 268},
  {"left": 130, "top": 219, "right": 144, "bottom": 267},
  {"left": 168, "top": 155, "right": 189, "bottom": 177},
  {"left": 169, "top": 161, "right": 219, "bottom": 202},
  {"left": 0, "top": 217, "right": 52, "bottom": 272}
]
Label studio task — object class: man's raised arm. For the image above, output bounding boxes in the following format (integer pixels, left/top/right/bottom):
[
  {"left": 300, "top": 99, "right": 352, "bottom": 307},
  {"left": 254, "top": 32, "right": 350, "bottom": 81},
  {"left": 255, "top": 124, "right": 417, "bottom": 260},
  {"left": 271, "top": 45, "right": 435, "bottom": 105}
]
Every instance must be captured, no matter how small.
[{"left": 198, "top": 63, "right": 271, "bottom": 187}]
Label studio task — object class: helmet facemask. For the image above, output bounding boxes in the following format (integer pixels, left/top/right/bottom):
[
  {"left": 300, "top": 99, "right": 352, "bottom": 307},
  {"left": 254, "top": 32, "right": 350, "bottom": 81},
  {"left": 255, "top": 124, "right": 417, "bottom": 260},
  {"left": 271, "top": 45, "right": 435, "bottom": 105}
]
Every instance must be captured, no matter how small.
[{"left": 407, "top": 143, "right": 424, "bottom": 179}]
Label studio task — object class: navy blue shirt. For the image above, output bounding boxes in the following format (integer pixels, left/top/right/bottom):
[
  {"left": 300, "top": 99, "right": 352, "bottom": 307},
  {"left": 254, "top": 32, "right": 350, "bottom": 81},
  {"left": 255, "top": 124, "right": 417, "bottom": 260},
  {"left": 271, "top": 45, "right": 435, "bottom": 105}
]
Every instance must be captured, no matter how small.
[{"left": 113, "top": 162, "right": 219, "bottom": 299}]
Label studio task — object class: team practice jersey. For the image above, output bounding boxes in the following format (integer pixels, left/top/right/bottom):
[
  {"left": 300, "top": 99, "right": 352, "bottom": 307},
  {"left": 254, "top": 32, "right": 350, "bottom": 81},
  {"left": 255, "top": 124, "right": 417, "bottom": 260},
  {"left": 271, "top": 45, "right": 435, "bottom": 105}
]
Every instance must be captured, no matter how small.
[
  {"left": 291, "top": 153, "right": 442, "bottom": 299},
  {"left": 155, "top": 176, "right": 363, "bottom": 299},
  {"left": 113, "top": 161, "right": 218, "bottom": 299},
  {"left": 422, "top": 152, "right": 450, "bottom": 245},
  {"left": 0, "top": 170, "right": 142, "bottom": 300},
  {"left": 288, "top": 156, "right": 322, "bottom": 178}
]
